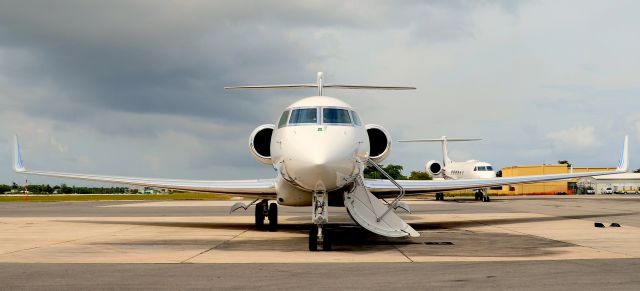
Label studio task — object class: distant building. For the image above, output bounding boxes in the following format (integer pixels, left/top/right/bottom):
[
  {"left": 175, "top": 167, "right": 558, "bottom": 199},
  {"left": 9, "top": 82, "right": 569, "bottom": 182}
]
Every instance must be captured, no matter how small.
[
  {"left": 488, "top": 164, "right": 615, "bottom": 195},
  {"left": 578, "top": 173, "right": 640, "bottom": 194},
  {"left": 142, "top": 187, "right": 161, "bottom": 194}
]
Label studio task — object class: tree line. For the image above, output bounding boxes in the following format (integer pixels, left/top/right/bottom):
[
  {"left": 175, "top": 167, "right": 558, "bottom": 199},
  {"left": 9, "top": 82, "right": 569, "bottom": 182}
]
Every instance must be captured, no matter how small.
[
  {"left": 0, "top": 183, "right": 132, "bottom": 194},
  {"left": 364, "top": 164, "right": 432, "bottom": 180}
]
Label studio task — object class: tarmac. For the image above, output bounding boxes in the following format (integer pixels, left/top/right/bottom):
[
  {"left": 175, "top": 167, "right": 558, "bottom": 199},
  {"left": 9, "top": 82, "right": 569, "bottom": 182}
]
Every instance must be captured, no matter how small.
[{"left": 1, "top": 195, "right": 640, "bottom": 290}]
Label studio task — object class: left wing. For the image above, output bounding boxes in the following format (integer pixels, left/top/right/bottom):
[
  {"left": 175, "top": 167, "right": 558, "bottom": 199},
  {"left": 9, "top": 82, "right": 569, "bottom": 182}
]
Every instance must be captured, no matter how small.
[
  {"left": 12, "top": 136, "right": 276, "bottom": 197},
  {"left": 368, "top": 136, "right": 629, "bottom": 195}
]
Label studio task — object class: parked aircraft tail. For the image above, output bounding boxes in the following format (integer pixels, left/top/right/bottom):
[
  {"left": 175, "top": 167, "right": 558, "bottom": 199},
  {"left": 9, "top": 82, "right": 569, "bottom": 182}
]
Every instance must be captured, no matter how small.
[
  {"left": 617, "top": 135, "right": 629, "bottom": 172},
  {"left": 398, "top": 136, "right": 482, "bottom": 166},
  {"left": 13, "top": 135, "right": 25, "bottom": 172}
]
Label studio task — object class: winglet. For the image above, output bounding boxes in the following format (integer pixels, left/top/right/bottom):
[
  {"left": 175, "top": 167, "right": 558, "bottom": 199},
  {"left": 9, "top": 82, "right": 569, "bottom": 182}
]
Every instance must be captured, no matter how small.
[
  {"left": 13, "top": 135, "right": 25, "bottom": 172},
  {"left": 616, "top": 135, "right": 629, "bottom": 172}
]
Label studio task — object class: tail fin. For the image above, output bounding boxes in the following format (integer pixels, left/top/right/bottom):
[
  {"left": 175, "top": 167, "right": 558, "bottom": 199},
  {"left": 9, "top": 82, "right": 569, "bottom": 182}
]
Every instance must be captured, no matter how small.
[
  {"left": 616, "top": 135, "right": 629, "bottom": 172},
  {"left": 224, "top": 72, "right": 416, "bottom": 96},
  {"left": 398, "top": 136, "right": 482, "bottom": 166},
  {"left": 13, "top": 135, "right": 25, "bottom": 172}
]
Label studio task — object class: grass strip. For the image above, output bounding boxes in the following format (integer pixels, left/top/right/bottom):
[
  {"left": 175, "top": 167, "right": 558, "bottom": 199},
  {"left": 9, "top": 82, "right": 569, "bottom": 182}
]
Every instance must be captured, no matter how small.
[{"left": 0, "top": 192, "right": 240, "bottom": 202}]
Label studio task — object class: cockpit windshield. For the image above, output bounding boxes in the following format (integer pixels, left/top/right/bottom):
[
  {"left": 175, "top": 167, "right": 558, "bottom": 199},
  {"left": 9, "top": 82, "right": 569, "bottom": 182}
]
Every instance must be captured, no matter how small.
[
  {"left": 323, "top": 108, "right": 351, "bottom": 124},
  {"left": 289, "top": 108, "right": 318, "bottom": 124},
  {"left": 278, "top": 110, "right": 289, "bottom": 128},
  {"left": 351, "top": 111, "right": 362, "bottom": 126},
  {"left": 474, "top": 166, "right": 494, "bottom": 171},
  {"left": 285, "top": 107, "right": 358, "bottom": 126}
]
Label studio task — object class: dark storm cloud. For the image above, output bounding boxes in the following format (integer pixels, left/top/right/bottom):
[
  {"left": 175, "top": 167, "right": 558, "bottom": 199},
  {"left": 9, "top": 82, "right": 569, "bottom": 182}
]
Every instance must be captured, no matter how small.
[
  {"left": 0, "top": 1, "right": 323, "bottom": 126},
  {"left": 0, "top": 1, "right": 432, "bottom": 182},
  {"left": 0, "top": 0, "right": 507, "bottom": 134},
  {"left": 4, "top": 0, "right": 635, "bottom": 185}
]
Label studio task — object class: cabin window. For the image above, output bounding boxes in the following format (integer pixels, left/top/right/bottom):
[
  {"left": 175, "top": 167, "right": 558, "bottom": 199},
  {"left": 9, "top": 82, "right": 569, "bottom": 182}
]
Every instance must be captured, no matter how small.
[
  {"left": 323, "top": 108, "right": 352, "bottom": 124},
  {"left": 278, "top": 110, "right": 289, "bottom": 128},
  {"left": 289, "top": 108, "right": 318, "bottom": 124}
]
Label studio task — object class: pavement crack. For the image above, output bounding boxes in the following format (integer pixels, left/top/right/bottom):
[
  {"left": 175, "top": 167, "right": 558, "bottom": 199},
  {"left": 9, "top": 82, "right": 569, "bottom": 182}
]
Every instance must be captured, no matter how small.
[
  {"left": 394, "top": 244, "right": 414, "bottom": 263},
  {"left": 180, "top": 228, "right": 249, "bottom": 263}
]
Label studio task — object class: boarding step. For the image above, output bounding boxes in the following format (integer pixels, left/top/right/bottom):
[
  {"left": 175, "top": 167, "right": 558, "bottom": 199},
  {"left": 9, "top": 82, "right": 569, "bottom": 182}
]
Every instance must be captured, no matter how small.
[{"left": 344, "top": 180, "right": 419, "bottom": 238}]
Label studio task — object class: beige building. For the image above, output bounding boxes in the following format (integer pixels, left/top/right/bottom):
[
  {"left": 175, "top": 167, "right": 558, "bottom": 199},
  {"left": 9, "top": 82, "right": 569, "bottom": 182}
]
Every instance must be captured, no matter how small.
[{"left": 488, "top": 164, "right": 615, "bottom": 195}]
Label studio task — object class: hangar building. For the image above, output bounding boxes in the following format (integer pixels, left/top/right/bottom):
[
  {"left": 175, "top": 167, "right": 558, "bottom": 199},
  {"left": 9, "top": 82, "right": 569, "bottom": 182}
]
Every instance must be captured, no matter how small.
[{"left": 578, "top": 173, "right": 640, "bottom": 194}]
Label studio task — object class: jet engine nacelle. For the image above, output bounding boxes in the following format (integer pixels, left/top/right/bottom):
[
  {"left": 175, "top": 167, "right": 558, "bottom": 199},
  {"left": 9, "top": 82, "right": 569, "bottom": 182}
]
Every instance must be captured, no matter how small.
[
  {"left": 365, "top": 124, "right": 391, "bottom": 163},
  {"left": 249, "top": 124, "right": 275, "bottom": 165},
  {"left": 426, "top": 160, "right": 443, "bottom": 176}
]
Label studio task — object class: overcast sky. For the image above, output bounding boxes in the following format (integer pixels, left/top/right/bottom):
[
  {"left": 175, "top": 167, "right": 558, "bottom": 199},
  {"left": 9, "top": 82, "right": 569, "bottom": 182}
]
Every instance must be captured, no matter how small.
[{"left": 1, "top": 0, "right": 639, "bottom": 185}]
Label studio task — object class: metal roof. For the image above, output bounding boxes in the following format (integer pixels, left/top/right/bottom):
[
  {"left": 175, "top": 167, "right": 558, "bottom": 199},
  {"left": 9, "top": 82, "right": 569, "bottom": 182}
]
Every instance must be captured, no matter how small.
[{"left": 592, "top": 173, "right": 640, "bottom": 180}]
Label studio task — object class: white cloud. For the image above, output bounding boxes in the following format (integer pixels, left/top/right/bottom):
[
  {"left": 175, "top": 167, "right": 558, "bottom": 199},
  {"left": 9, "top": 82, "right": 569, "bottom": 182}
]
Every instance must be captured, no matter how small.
[
  {"left": 545, "top": 126, "right": 599, "bottom": 149},
  {"left": 49, "top": 136, "right": 67, "bottom": 153}
]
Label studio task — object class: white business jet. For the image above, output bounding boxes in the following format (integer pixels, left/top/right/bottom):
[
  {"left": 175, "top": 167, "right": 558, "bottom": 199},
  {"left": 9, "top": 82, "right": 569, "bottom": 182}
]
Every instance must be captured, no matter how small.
[
  {"left": 399, "top": 136, "right": 496, "bottom": 201},
  {"left": 12, "top": 72, "right": 629, "bottom": 251}
]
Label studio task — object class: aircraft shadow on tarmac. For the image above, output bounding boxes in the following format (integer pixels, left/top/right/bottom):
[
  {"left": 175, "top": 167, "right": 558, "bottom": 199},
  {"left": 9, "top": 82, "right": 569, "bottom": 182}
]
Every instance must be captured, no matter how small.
[
  {"left": 56, "top": 211, "right": 636, "bottom": 256},
  {"left": 441, "top": 196, "right": 640, "bottom": 203},
  {"left": 405, "top": 212, "right": 637, "bottom": 229}
]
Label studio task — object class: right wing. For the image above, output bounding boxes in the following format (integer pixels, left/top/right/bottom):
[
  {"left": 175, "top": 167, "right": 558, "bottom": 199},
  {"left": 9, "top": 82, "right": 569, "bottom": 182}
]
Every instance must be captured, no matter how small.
[
  {"left": 12, "top": 136, "right": 276, "bottom": 197},
  {"left": 368, "top": 136, "right": 630, "bottom": 195}
]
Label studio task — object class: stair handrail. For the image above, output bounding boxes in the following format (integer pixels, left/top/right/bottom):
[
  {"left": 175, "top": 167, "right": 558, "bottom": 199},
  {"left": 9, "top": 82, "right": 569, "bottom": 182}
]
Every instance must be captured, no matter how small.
[{"left": 366, "top": 159, "right": 405, "bottom": 221}]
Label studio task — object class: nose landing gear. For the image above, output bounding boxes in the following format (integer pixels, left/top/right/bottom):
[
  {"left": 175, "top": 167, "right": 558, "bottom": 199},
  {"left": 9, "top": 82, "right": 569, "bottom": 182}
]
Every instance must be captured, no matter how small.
[
  {"left": 309, "top": 225, "right": 332, "bottom": 251},
  {"left": 309, "top": 189, "right": 332, "bottom": 251}
]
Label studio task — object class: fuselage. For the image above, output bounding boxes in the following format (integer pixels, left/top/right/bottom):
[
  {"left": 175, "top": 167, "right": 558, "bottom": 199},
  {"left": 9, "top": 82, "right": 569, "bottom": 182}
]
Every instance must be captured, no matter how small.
[
  {"left": 443, "top": 160, "right": 496, "bottom": 180},
  {"left": 270, "top": 96, "right": 370, "bottom": 193}
]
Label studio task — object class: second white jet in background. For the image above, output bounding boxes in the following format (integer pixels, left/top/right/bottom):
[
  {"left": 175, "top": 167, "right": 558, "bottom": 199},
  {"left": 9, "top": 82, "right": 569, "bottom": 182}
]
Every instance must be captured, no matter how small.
[{"left": 399, "top": 136, "right": 496, "bottom": 202}]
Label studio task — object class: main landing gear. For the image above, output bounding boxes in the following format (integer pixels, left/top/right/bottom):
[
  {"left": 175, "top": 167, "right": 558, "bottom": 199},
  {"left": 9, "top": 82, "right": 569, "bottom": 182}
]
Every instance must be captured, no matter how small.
[
  {"left": 435, "top": 192, "right": 445, "bottom": 201},
  {"left": 309, "top": 190, "right": 332, "bottom": 251},
  {"left": 474, "top": 189, "right": 491, "bottom": 202},
  {"left": 229, "top": 198, "right": 278, "bottom": 231},
  {"left": 254, "top": 199, "right": 278, "bottom": 231}
]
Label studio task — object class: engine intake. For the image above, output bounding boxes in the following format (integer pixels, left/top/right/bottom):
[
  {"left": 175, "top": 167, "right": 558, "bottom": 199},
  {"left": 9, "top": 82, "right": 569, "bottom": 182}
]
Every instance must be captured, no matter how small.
[
  {"left": 249, "top": 124, "right": 275, "bottom": 164},
  {"left": 365, "top": 124, "right": 391, "bottom": 163},
  {"left": 426, "top": 160, "right": 443, "bottom": 176}
]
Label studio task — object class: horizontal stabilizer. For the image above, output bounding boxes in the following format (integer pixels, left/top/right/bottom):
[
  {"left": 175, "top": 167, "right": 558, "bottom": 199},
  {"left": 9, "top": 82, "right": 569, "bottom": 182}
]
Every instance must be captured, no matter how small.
[
  {"left": 225, "top": 84, "right": 416, "bottom": 90},
  {"left": 399, "top": 138, "right": 482, "bottom": 142},
  {"left": 225, "top": 84, "right": 316, "bottom": 90},
  {"left": 398, "top": 136, "right": 481, "bottom": 166},
  {"left": 225, "top": 72, "right": 415, "bottom": 96}
]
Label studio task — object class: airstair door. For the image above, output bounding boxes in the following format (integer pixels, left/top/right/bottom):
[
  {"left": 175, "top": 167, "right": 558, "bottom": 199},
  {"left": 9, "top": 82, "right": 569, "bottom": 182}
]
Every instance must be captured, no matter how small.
[{"left": 344, "top": 181, "right": 420, "bottom": 238}]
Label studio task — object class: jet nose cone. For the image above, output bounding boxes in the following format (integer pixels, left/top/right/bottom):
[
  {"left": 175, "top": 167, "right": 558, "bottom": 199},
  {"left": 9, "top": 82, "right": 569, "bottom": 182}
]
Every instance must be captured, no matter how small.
[
  {"left": 287, "top": 153, "right": 354, "bottom": 191},
  {"left": 283, "top": 144, "right": 359, "bottom": 192},
  {"left": 278, "top": 125, "right": 366, "bottom": 192}
]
